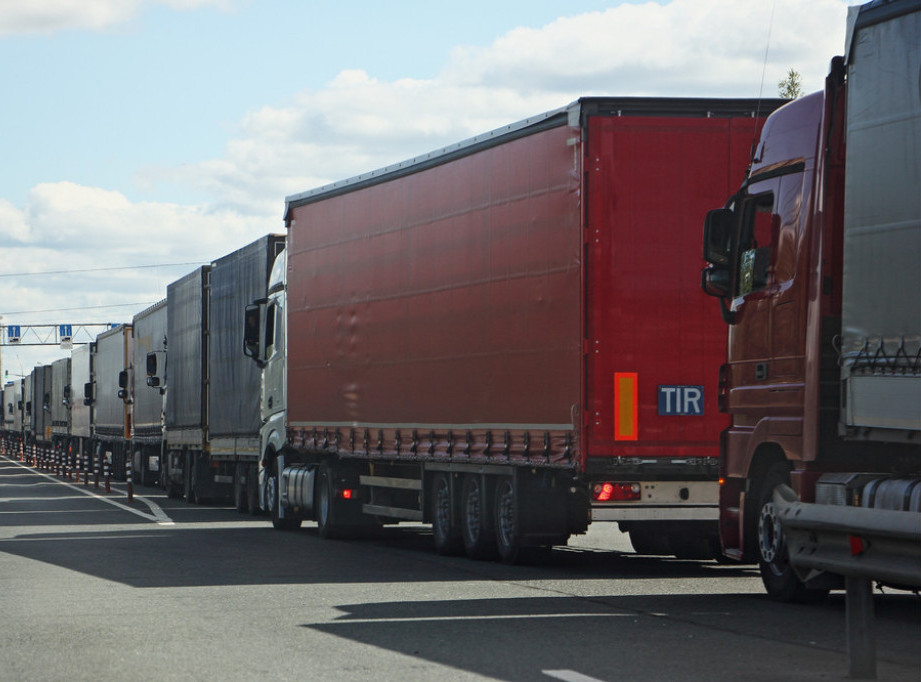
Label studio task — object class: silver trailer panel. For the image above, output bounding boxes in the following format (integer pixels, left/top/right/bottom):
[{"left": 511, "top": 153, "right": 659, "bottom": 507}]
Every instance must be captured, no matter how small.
[
  {"left": 132, "top": 299, "right": 167, "bottom": 442},
  {"left": 50, "top": 357, "right": 71, "bottom": 437},
  {"left": 166, "top": 267, "right": 208, "bottom": 435},
  {"left": 30, "top": 365, "right": 52, "bottom": 443},
  {"left": 208, "top": 234, "right": 284, "bottom": 455},
  {"left": 3, "top": 381, "right": 22, "bottom": 431},
  {"left": 71, "top": 344, "right": 92, "bottom": 439},
  {"left": 22, "top": 375, "right": 33, "bottom": 437},
  {"left": 841, "top": 0, "right": 921, "bottom": 434},
  {"left": 93, "top": 325, "right": 133, "bottom": 439}
]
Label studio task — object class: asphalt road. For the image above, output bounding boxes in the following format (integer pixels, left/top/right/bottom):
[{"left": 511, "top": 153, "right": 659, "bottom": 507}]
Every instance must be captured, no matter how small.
[{"left": 1, "top": 453, "right": 919, "bottom": 681}]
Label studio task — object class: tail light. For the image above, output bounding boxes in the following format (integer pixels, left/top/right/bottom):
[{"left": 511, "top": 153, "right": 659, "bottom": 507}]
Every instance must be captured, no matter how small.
[{"left": 592, "top": 482, "right": 641, "bottom": 502}]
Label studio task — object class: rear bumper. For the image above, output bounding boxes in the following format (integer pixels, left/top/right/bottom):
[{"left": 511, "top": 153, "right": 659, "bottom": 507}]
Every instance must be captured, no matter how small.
[{"left": 590, "top": 480, "right": 718, "bottom": 521}]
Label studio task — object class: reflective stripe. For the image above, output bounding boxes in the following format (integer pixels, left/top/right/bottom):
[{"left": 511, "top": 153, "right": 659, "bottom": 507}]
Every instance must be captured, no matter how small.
[{"left": 614, "top": 372, "right": 638, "bottom": 441}]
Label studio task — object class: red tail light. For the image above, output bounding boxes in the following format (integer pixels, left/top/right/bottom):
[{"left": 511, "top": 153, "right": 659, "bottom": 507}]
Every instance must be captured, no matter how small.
[
  {"left": 340, "top": 489, "right": 354, "bottom": 500},
  {"left": 592, "top": 482, "right": 641, "bottom": 502}
]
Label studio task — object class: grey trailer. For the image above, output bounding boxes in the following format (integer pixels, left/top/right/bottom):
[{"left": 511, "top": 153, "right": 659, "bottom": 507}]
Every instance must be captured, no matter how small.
[
  {"left": 209, "top": 234, "right": 285, "bottom": 511},
  {"left": 840, "top": 0, "right": 921, "bottom": 438},
  {"left": 71, "top": 343, "right": 93, "bottom": 449},
  {"left": 164, "top": 266, "right": 209, "bottom": 500},
  {"left": 92, "top": 324, "right": 133, "bottom": 480},
  {"left": 30, "top": 365, "right": 52, "bottom": 446},
  {"left": 50, "top": 357, "right": 71, "bottom": 445},
  {"left": 132, "top": 299, "right": 167, "bottom": 486},
  {"left": 22, "top": 374, "right": 33, "bottom": 444}
]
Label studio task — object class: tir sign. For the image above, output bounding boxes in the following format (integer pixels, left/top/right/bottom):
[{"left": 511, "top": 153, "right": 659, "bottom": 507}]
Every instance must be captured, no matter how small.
[{"left": 658, "top": 385, "right": 704, "bottom": 416}]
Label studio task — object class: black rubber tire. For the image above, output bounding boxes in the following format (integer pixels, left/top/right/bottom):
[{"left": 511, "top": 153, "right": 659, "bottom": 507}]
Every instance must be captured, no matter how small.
[
  {"left": 246, "top": 464, "right": 261, "bottom": 516},
  {"left": 494, "top": 477, "right": 522, "bottom": 564},
  {"left": 233, "top": 462, "right": 248, "bottom": 513},
  {"left": 757, "top": 462, "right": 828, "bottom": 603},
  {"left": 268, "top": 459, "right": 301, "bottom": 531},
  {"left": 629, "top": 529, "right": 670, "bottom": 556},
  {"left": 431, "top": 472, "right": 463, "bottom": 555},
  {"left": 184, "top": 451, "right": 196, "bottom": 504},
  {"left": 316, "top": 465, "right": 346, "bottom": 539},
  {"left": 460, "top": 474, "right": 497, "bottom": 560}
]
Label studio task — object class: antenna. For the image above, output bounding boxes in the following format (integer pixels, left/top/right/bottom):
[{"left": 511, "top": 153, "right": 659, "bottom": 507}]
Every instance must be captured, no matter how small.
[{"left": 750, "top": 0, "right": 778, "bottom": 170}]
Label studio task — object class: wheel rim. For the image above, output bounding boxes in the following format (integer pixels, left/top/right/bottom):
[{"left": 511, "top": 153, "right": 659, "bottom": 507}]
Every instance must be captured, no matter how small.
[
  {"left": 496, "top": 480, "right": 516, "bottom": 549},
  {"left": 266, "top": 471, "right": 277, "bottom": 514},
  {"left": 758, "top": 501, "right": 786, "bottom": 571}
]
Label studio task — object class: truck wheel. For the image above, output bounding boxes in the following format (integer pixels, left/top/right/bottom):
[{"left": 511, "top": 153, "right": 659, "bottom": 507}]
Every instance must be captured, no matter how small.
[
  {"left": 233, "top": 462, "right": 248, "bottom": 513},
  {"left": 316, "top": 465, "right": 342, "bottom": 539},
  {"left": 183, "top": 452, "right": 196, "bottom": 504},
  {"left": 629, "top": 529, "right": 670, "bottom": 556},
  {"left": 431, "top": 472, "right": 463, "bottom": 555},
  {"left": 757, "top": 463, "right": 827, "bottom": 603},
  {"left": 268, "top": 459, "right": 300, "bottom": 531},
  {"left": 494, "top": 477, "right": 522, "bottom": 564},
  {"left": 460, "top": 474, "right": 496, "bottom": 560},
  {"left": 246, "top": 464, "right": 260, "bottom": 516}
]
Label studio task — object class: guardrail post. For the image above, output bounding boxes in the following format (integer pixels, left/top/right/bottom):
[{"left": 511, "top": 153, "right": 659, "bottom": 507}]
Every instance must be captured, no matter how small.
[{"left": 846, "top": 576, "right": 876, "bottom": 679}]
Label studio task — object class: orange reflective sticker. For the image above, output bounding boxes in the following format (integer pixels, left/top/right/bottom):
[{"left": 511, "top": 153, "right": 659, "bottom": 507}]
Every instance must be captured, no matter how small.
[{"left": 614, "top": 372, "right": 638, "bottom": 441}]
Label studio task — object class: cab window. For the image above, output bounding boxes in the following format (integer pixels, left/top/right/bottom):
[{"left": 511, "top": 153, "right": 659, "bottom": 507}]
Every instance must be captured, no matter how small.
[{"left": 736, "top": 193, "right": 776, "bottom": 296}]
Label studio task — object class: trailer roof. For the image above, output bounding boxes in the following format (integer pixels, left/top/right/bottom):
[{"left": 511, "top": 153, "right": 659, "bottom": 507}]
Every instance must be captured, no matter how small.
[{"left": 284, "top": 96, "right": 785, "bottom": 219}]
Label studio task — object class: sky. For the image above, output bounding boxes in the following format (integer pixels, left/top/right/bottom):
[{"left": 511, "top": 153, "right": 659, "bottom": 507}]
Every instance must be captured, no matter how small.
[{"left": 1, "top": 0, "right": 859, "bottom": 378}]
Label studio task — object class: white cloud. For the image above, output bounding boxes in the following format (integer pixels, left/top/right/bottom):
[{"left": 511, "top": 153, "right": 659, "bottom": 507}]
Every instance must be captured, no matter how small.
[
  {"left": 0, "top": 0, "right": 230, "bottom": 35},
  {"left": 152, "top": 0, "right": 849, "bottom": 219}
]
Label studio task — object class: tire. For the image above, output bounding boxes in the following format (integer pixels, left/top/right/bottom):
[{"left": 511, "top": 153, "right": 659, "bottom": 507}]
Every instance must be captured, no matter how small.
[
  {"left": 629, "top": 529, "right": 670, "bottom": 556},
  {"left": 431, "top": 472, "right": 463, "bottom": 555},
  {"left": 183, "top": 452, "right": 196, "bottom": 504},
  {"left": 234, "top": 462, "right": 248, "bottom": 513},
  {"left": 315, "top": 465, "right": 340, "bottom": 539},
  {"left": 460, "top": 474, "right": 496, "bottom": 560},
  {"left": 494, "top": 477, "right": 522, "bottom": 564},
  {"left": 757, "top": 462, "right": 828, "bottom": 603},
  {"left": 165, "top": 450, "right": 182, "bottom": 498},
  {"left": 268, "top": 458, "right": 300, "bottom": 531},
  {"left": 246, "top": 464, "right": 261, "bottom": 516}
]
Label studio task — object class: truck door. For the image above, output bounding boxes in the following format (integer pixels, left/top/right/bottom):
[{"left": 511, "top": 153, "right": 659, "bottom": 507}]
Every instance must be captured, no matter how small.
[{"left": 729, "top": 171, "right": 807, "bottom": 438}]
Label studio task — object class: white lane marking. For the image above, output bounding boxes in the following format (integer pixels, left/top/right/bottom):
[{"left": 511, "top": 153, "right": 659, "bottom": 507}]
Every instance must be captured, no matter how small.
[
  {"left": 4, "top": 456, "right": 174, "bottom": 525},
  {"left": 543, "top": 671, "right": 608, "bottom": 682},
  {"left": 327, "top": 613, "right": 632, "bottom": 625}
]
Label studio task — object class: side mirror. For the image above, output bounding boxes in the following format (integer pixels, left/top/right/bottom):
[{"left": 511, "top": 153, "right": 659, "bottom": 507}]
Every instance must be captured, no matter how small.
[
  {"left": 146, "top": 351, "right": 166, "bottom": 390},
  {"left": 83, "top": 382, "right": 94, "bottom": 406},
  {"left": 701, "top": 265, "right": 730, "bottom": 298},
  {"left": 703, "top": 208, "right": 734, "bottom": 266},
  {"left": 118, "top": 369, "right": 128, "bottom": 389},
  {"left": 701, "top": 267, "right": 737, "bottom": 325},
  {"left": 63, "top": 384, "right": 72, "bottom": 409},
  {"left": 243, "top": 302, "right": 266, "bottom": 367}
]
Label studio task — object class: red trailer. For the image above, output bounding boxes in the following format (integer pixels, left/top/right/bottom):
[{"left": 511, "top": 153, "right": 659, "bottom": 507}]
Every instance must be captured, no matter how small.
[{"left": 246, "top": 97, "right": 782, "bottom": 562}]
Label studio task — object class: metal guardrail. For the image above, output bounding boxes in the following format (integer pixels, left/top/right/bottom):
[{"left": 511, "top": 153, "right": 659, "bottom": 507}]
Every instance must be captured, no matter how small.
[{"left": 774, "top": 484, "right": 921, "bottom": 679}]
